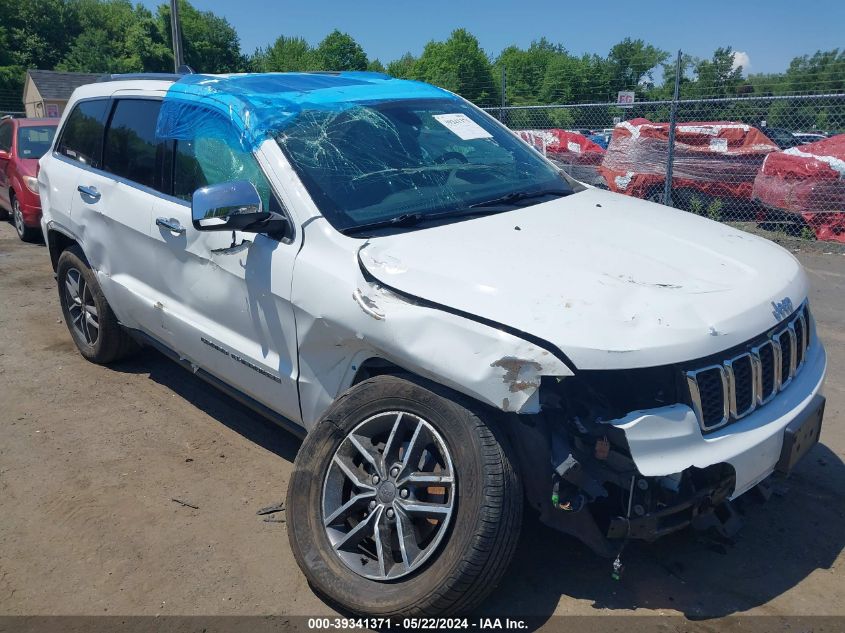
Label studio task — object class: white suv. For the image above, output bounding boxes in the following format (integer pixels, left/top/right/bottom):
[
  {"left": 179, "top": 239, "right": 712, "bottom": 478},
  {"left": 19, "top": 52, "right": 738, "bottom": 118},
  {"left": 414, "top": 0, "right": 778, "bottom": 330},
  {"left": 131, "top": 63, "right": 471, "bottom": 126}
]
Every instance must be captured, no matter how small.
[{"left": 38, "top": 72, "right": 827, "bottom": 616}]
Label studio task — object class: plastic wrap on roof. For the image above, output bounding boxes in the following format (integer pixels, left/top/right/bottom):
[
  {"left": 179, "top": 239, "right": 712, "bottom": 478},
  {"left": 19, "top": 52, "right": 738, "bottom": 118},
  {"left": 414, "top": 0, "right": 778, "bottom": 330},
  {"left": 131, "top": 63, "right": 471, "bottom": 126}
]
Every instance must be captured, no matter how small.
[
  {"left": 155, "top": 72, "right": 456, "bottom": 152},
  {"left": 599, "top": 118, "right": 779, "bottom": 200},
  {"left": 753, "top": 134, "right": 845, "bottom": 243}
]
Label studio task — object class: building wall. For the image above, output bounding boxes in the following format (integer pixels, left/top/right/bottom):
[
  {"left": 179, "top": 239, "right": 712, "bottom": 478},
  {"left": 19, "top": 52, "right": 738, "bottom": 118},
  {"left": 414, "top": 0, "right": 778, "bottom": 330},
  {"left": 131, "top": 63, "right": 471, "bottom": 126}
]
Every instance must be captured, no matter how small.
[{"left": 24, "top": 100, "right": 66, "bottom": 119}]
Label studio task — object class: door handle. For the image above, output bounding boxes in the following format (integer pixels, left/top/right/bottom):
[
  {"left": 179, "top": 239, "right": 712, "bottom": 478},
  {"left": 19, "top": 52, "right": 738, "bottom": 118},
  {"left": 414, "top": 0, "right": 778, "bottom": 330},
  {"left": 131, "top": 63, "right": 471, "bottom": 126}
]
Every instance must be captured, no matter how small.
[
  {"left": 156, "top": 216, "right": 186, "bottom": 234},
  {"left": 77, "top": 184, "right": 101, "bottom": 201}
]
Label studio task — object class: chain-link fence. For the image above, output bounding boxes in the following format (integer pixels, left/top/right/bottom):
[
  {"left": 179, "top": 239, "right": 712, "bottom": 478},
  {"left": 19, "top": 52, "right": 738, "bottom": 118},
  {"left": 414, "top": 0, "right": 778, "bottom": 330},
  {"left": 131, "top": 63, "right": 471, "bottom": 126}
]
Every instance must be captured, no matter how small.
[{"left": 485, "top": 92, "right": 845, "bottom": 244}]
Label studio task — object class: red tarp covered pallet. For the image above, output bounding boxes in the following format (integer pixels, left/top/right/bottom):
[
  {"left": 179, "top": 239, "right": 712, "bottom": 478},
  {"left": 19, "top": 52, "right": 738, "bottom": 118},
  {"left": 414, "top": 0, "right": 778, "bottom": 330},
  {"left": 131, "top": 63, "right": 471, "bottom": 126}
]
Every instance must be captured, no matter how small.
[
  {"left": 517, "top": 129, "right": 605, "bottom": 185},
  {"left": 599, "top": 119, "right": 779, "bottom": 201},
  {"left": 753, "top": 134, "right": 845, "bottom": 243}
]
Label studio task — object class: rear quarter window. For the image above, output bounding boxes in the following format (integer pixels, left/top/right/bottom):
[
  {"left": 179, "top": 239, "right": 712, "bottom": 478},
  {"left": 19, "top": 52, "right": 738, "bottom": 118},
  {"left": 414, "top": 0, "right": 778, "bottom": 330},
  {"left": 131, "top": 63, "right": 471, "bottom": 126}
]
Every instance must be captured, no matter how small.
[{"left": 56, "top": 99, "right": 110, "bottom": 168}]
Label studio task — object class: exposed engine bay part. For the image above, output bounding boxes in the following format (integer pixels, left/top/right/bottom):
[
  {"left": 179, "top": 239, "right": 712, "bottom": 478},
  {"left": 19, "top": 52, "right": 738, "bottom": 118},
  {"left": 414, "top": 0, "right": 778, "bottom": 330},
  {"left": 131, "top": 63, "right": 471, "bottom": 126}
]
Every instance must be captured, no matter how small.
[
  {"left": 509, "top": 408, "right": 746, "bottom": 557},
  {"left": 506, "top": 337, "right": 823, "bottom": 556}
]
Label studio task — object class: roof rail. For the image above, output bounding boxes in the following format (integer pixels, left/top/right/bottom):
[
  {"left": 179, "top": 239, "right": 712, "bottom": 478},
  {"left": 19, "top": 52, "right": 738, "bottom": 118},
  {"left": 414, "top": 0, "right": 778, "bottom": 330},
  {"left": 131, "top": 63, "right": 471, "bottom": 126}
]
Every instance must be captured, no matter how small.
[{"left": 96, "top": 73, "right": 185, "bottom": 83}]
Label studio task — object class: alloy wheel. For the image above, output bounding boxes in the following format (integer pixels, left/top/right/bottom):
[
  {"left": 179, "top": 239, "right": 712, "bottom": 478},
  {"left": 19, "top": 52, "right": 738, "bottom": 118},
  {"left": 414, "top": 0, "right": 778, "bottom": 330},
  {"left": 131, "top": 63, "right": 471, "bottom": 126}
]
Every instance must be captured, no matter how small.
[
  {"left": 321, "top": 410, "right": 455, "bottom": 580},
  {"left": 64, "top": 267, "right": 99, "bottom": 346},
  {"left": 12, "top": 199, "right": 24, "bottom": 238}
]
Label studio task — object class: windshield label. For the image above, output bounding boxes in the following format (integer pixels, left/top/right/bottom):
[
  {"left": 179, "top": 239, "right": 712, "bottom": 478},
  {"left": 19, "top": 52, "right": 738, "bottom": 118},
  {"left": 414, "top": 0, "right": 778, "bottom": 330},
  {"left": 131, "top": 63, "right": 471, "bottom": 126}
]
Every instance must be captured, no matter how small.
[{"left": 433, "top": 113, "right": 493, "bottom": 140}]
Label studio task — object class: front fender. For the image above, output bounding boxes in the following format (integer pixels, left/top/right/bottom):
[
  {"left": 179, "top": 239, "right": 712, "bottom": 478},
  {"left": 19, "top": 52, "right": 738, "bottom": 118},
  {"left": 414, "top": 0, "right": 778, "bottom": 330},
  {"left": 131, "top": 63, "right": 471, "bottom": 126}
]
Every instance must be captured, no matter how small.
[{"left": 292, "top": 220, "right": 573, "bottom": 428}]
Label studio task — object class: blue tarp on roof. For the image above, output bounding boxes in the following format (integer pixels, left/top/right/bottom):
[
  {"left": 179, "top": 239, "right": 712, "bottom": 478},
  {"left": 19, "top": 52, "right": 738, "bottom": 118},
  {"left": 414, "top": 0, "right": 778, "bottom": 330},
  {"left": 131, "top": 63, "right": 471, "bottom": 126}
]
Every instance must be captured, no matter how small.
[{"left": 155, "top": 72, "right": 456, "bottom": 152}]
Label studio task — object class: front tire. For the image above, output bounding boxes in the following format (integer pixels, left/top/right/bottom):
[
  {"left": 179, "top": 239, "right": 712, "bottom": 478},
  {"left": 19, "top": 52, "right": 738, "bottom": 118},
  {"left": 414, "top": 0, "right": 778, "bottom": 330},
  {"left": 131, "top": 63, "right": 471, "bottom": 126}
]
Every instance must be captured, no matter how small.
[
  {"left": 287, "top": 375, "right": 522, "bottom": 616},
  {"left": 12, "top": 196, "right": 40, "bottom": 242},
  {"left": 56, "top": 246, "right": 138, "bottom": 364}
]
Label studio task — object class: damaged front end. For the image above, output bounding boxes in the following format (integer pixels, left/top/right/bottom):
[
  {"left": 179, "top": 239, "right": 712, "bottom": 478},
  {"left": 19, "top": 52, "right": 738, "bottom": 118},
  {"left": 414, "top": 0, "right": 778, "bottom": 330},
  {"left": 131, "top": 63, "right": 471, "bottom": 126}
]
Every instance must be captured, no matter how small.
[{"left": 510, "top": 369, "right": 745, "bottom": 559}]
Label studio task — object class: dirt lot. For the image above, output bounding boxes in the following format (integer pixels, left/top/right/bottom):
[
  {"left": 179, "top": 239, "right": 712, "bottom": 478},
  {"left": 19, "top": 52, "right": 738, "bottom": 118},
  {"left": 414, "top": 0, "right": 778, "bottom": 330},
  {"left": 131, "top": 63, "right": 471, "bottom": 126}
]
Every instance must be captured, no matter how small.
[{"left": 0, "top": 220, "right": 843, "bottom": 627}]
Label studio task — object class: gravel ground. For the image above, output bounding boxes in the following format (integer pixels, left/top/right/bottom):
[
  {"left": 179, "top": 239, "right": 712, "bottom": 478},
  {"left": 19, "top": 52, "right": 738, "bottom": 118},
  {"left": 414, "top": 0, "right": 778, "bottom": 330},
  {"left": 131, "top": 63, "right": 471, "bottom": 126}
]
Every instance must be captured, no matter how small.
[{"left": 0, "top": 220, "right": 842, "bottom": 627}]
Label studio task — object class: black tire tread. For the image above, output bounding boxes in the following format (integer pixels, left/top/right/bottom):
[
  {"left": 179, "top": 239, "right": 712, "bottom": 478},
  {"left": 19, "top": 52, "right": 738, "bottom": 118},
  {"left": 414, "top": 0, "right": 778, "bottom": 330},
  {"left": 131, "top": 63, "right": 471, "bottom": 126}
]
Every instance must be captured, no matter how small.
[
  {"left": 57, "top": 245, "right": 138, "bottom": 364},
  {"left": 11, "top": 194, "right": 41, "bottom": 242},
  {"left": 287, "top": 375, "right": 523, "bottom": 617}
]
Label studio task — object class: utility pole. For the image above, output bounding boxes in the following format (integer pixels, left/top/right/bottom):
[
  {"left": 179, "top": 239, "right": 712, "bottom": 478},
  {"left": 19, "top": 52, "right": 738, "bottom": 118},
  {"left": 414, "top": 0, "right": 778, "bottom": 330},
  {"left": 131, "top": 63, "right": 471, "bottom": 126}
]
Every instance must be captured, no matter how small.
[
  {"left": 663, "top": 49, "right": 682, "bottom": 207},
  {"left": 170, "top": 0, "right": 185, "bottom": 72}
]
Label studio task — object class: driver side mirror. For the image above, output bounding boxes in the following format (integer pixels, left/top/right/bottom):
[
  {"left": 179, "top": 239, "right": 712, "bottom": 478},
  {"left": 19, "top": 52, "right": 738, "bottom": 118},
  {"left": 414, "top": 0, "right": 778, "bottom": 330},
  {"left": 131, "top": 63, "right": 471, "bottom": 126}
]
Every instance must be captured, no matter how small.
[{"left": 191, "top": 180, "right": 290, "bottom": 237}]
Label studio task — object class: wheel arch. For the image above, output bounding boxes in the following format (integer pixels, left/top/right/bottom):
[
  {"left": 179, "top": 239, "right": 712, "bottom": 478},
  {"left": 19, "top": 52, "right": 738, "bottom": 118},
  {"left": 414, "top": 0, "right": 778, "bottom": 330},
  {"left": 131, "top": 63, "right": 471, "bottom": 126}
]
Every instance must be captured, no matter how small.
[
  {"left": 349, "top": 356, "right": 411, "bottom": 386},
  {"left": 47, "top": 227, "right": 81, "bottom": 272}
]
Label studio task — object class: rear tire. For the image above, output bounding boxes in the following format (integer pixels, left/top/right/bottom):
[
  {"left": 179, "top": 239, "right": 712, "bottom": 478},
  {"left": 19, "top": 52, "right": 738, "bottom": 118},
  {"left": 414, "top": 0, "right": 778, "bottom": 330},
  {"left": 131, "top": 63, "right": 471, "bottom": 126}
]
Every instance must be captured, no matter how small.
[
  {"left": 287, "top": 375, "right": 522, "bottom": 616},
  {"left": 57, "top": 246, "right": 138, "bottom": 364}
]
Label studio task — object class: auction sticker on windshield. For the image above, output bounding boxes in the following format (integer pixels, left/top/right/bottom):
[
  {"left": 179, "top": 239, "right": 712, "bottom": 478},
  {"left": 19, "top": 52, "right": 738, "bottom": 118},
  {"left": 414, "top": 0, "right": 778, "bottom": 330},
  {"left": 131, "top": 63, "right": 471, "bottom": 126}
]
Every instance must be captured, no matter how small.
[{"left": 433, "top": 113, "right": 493, "bottom": 140}]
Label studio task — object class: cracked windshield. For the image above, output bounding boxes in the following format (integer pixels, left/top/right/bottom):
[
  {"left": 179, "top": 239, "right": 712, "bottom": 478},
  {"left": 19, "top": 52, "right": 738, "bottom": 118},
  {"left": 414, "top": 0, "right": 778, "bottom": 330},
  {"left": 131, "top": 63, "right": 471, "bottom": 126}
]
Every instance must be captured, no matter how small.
[{"left": 275, "top": 98, "right": 575, "bottom": 234}]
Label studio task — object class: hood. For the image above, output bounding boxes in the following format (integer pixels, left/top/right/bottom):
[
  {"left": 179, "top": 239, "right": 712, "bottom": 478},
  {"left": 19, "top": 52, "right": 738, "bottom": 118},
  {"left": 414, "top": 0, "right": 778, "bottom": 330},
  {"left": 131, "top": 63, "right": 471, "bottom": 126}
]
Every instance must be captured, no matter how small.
[{"left": 358, "top": 187, "right": 807, "bottom": 370}]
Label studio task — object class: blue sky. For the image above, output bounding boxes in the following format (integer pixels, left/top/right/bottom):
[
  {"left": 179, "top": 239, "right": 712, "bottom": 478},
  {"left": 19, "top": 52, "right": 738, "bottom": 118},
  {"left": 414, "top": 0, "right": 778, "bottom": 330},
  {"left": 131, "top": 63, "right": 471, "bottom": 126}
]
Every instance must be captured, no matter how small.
[{"left": 145, "top": 0, "right": 845, "bottom": 75}]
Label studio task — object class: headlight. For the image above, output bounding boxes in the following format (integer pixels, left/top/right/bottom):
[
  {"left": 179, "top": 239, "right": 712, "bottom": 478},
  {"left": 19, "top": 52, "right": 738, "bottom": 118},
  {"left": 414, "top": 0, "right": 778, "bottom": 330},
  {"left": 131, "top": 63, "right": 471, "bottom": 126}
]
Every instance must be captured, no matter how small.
[{"left": 23, "top": 175, "right": 39, "bottom": 194}]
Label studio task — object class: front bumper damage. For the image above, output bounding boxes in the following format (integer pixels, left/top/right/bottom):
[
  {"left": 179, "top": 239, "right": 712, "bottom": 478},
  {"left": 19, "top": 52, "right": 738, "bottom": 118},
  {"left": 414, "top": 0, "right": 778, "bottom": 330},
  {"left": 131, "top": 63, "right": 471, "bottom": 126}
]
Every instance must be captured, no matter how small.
[{"left": 510, "top": 338, "right": 827, "bottom": 558}]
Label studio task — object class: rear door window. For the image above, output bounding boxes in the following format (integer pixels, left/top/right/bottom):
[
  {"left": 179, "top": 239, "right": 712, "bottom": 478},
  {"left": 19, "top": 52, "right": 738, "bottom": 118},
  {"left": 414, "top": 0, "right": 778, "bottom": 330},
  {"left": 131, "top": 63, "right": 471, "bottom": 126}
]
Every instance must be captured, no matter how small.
[
  {"left": 102, "top": 99, "right": 164, "bottom": 190},
  {"left": 56, "top": 99, "right": 110, "bottom": 168}
]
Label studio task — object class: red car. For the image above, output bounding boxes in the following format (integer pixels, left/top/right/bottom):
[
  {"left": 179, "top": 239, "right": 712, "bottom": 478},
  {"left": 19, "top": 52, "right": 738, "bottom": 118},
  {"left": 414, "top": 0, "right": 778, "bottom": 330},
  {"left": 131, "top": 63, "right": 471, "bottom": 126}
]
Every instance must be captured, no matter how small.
[{"left": 0, "top": 116, "right": 58, "bottom": 241}]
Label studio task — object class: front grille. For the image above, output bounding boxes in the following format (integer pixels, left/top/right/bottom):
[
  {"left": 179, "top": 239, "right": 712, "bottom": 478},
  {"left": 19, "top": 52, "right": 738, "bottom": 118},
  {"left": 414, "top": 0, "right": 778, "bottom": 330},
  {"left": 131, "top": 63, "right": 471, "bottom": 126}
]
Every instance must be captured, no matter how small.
[{"left": 685, "top": 302, "right": 811, "bottom": 432}]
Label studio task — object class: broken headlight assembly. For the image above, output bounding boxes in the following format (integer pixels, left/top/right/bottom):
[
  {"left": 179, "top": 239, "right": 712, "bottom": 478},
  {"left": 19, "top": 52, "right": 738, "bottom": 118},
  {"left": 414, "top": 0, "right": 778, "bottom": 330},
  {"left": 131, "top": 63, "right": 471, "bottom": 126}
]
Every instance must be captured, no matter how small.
[{"left": 536, "top": 367, "right": 738, "bottom": 558}]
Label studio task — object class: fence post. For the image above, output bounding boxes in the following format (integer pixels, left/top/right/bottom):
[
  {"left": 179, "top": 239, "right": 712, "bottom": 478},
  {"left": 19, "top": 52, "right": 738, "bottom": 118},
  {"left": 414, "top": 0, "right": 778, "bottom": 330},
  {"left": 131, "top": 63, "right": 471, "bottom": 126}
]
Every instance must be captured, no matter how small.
[
  {"left": 500, "top": 66, "right": 507, "bottom": 126},
  {"left": 663, "top": 49, "right": 682, "bottom": 207}
]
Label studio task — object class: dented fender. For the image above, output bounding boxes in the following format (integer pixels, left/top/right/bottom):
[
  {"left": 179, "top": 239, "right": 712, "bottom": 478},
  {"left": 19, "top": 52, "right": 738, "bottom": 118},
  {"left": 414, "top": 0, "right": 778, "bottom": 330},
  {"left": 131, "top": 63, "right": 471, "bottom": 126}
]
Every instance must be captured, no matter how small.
[{"left": 291, "top": 220, "right": 572, "bottom": 427}]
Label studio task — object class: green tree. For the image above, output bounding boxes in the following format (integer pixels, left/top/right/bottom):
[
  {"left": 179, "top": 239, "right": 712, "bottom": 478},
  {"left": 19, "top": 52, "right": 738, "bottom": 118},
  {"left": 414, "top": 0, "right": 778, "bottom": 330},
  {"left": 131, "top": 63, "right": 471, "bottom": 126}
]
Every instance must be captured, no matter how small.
[
  {"left": 656, "top": 52, "right": 696, "bottom": 98},
  {"left": 784, "top": 49, "right": 844, "bottom": 94},
  {"left": 157, "top": 0, "right": 244, "bottom": 73},
  {"left": 367, "top": 58, "right": 385, "bottom": 73},
  {"left": 313, "top": 29, "right": 367, "bottom": 71},
  {"left": 494, "top": 38, "right": 564, "bottom": 106},
  {"left": 692, "top": 46, "right": 744, "bottom": 97},
  {"left": 414, "top": 29, "right": 494, "bottom": 104},
  {"left": 251, "top": 35, "right": 314, "bottom": 72},
  {"left": 1, "top": 0, "right": 81, "bottom": 70},
  {"left": 59, "top": 0, "right": 169, "bottom": 73},
  {"left": 605, "top": 37, "right": 669, "bottom": 96},
  {"left": 386, "top": 53, "right": 417, "bottom": 79}
]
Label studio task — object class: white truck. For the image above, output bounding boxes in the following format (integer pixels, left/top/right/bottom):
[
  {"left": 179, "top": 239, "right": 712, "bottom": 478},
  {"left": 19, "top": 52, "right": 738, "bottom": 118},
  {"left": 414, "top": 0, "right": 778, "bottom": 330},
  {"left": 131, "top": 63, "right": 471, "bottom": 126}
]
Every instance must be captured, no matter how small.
[{"left": 38, "top": 71, "right": 826, "bottom": 617}]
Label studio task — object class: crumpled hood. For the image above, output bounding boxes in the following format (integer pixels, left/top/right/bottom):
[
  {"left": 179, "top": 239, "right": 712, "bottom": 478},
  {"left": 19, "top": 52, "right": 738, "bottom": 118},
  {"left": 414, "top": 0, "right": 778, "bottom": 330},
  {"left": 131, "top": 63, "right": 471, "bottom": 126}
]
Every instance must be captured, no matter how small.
[{"left": 358, "top": 187, "right": 807, "bottom": 370}]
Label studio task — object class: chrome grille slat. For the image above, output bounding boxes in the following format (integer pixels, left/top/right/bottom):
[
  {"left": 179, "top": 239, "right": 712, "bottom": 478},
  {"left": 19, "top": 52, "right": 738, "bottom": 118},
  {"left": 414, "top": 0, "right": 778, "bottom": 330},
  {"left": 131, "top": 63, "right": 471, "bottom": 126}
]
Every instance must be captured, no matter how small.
[
  {"left": 725, "top": 352, "right": 756, "bottom": 419},
  {"left": 685, "top": 301, "right": 811, "bottom": 433},
  {"left": 686, "top": 364, "right": 729, "bottom": 431},
  {"left": 777, "top": 328, "right": 794, "bottom": 391},
  {"left": 752, "top": 341, "right": 777, "bottom": 405}
]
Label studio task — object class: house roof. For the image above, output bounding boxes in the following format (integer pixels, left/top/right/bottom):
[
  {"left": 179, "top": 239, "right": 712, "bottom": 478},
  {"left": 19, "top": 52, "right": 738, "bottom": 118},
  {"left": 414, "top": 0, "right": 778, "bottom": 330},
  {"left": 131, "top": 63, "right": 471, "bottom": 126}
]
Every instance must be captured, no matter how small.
[{"left": 26, "top": 70, "right": 102, "bottom": 101}]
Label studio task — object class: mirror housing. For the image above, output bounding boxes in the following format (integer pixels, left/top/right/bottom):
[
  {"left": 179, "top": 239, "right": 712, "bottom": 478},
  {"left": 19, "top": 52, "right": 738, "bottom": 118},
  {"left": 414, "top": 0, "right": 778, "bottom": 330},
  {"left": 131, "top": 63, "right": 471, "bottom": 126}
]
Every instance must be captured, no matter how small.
[
  {"left": 0, "top": 150, "right": 10, "bottom": 161},
  {"left": 191, "top": 180, "right": 290, "bottom": 237}
]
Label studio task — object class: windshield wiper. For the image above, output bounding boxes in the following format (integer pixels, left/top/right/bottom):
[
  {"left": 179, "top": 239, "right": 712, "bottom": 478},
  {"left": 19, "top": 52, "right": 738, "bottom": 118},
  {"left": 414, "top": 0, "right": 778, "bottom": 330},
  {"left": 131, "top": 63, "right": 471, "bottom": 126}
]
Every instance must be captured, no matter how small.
[
  {"left": 340, "top": 188, "right": 572, "bottom": 236},
  {"left": 340, "top": 212, "right": 429, "bottom": 235},
  {"left": 469, "top": 188, "right": 571, "bottom": 209}
]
